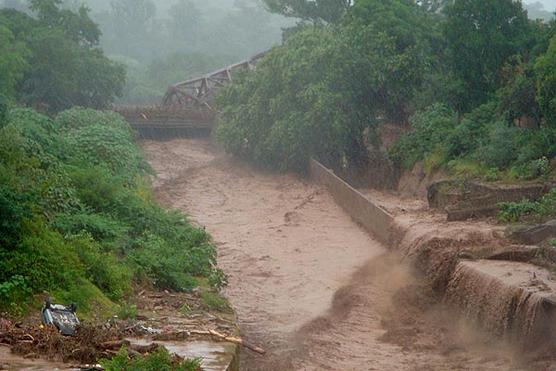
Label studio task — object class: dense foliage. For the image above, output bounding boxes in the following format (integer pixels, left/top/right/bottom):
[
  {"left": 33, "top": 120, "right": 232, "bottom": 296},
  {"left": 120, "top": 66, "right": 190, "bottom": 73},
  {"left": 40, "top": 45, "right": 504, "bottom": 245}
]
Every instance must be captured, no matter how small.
[
  {"left": 0, "top": 1, "right": 125, "bottom": 112},
  {"left": 0, "top": 108, "right": 220, "bottom": 315},
  {"left": 217, "top": 0, "right": 432, "bottom": 171},
  {"left": 216, "top": 0, "right": 556, "bottom": 182}
]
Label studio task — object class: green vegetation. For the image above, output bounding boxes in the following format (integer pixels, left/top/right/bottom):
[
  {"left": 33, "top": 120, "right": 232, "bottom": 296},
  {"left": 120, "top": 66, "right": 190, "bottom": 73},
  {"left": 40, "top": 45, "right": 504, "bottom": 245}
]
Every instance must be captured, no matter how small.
[
  {"left": 498, "top": 189, "right": 556, "bottom": 222},
  {"left": 0, "top": 108, "right": 221, "bottom": 315},
  {"left": 100, "top": 347, "right": 202, "bottom": 371},
  {"left": 217, "top": 0, "right": 431, "bottom": 171},
  {"left": 0, "top": 1, "right": 125, "bottom": 112},
  {"left": 216, "top": 0, "right": 556, "bottom": 189},
  {"left": 200, "top": 290, "right": 232, "bottom": 313}
]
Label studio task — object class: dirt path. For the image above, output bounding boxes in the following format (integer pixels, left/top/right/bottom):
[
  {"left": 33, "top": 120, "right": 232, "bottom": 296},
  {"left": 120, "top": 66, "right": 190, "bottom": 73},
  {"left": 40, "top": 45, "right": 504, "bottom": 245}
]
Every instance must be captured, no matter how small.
[{"left": 142, "top": 139, "right": 529, "bottom": 371}]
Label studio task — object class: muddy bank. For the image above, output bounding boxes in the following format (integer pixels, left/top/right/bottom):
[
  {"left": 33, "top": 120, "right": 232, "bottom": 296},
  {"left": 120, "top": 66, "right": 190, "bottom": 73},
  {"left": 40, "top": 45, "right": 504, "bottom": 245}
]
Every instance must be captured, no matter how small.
[{"left": 142, "top": 139, "right": 553, "bottom": 370}]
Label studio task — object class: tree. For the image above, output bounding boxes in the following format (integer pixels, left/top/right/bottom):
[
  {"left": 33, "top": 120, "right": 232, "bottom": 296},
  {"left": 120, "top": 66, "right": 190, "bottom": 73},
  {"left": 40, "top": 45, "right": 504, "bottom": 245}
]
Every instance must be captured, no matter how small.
[
  {"left": 0, "top": 3, "right": 125, "bottom": 112},
  {"left": 263, "top": 0, "right": 352, "bottom": 24},
  {"left": 20, "top": 28, "right": 125, "bottom": 112},
  {"left": 0, "top": 24, "right": 28, "bottom": 102},
  {"left": 216, "top": 0, "right": 432, "bottom": 171},
  {"left": 535, "top": 35, "right": 556, "bottom": 125},
  {"left": 348, "top": 0, "right": 432, "bottom": 121},
  {"left": 444, "top": 0, "right": 531, "bottom": 110},
  {"left": 29, "top": 0, "right": 100, "bottom": 46}
]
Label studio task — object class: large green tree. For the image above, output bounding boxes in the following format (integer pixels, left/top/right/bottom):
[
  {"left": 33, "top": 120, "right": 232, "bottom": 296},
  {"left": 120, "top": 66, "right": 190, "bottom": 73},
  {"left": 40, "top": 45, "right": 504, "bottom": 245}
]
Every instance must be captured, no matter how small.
[
  {"left": 263, "top": 0, "right": 352, "bottom": 24},
  {"left": 444, "top": 0, "right": 531, "bottom": 110},
  {"left": 0, "top": 2, "right": 125, "bottom": 112},
  {"left": 0, "top": 24, "right": 28, "bottom": 103},
  {"left": 535, "top": 34, "right": 556, "bottom": 125},
  {"left": 216, "top": 0, "right": 432, "bottom": 171}
]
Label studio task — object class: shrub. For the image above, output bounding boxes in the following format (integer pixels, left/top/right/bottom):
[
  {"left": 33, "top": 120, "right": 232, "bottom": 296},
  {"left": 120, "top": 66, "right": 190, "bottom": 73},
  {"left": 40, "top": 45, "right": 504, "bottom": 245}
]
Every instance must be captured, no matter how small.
[
  {"left": 101, "top": 347, "right": 201, "bottom": 371},
  {"left": 200, "top": 291, "right": 232, "bottom": 313},
  {"left": 498, "top": 199, "right": 538, "bottom": 222},
  {"left": 389, "top": 104, "right": 458, "bottom": 168},
  {"left": 70, "top": 236, "right": 132, "bottom": 301},
  {"left": 0, "top": 184, "right": 31, "bottom": 246},
  {"left": 498, "top": 189, "right": 556, "bottom": 222},
  {"left": 53, "top": 211, "right": 128, "bottom": 247},
  {"left": 117, "top": 303, "right": 137, "bottom": 321},
  {"left": 473, "top": 122, "right": 518, "bottom": 169},
  {"left": 445, "top": 102, "right": 497, "bottom": 159}
]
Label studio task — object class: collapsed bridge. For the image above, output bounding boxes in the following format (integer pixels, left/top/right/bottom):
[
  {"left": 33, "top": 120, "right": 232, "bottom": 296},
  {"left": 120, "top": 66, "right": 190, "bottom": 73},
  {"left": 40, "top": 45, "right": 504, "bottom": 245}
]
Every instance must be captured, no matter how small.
[{"left": 114, "top": 51, "right": 266, "bottom": 138}]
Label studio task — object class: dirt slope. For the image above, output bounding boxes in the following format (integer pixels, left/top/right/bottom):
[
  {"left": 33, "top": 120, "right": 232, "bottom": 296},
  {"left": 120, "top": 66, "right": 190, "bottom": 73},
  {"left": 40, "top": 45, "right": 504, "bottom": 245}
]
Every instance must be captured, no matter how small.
[{"left": 142, "top": 139, "right": 537, "bottom": 371}]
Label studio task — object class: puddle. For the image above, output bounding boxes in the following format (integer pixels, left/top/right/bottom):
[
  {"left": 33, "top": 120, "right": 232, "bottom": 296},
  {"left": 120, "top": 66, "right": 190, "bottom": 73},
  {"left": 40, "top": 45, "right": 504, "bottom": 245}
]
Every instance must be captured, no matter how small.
[{"left": 127, "top": 338, "right": 236, "bottom": 371}]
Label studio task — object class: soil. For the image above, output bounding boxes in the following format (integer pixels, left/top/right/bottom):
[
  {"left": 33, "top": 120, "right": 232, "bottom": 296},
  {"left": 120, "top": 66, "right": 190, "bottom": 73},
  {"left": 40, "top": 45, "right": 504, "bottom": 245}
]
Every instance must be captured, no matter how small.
[{"left": 142, "top": 138, "right": 556, "bottom": 370}]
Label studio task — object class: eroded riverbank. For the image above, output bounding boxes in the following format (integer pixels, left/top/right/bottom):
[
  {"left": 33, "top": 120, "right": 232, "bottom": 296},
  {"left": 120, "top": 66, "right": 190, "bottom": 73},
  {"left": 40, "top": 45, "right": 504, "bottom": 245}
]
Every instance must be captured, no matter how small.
[{"left": 142, "top": 138, "right": 546, "bottom": 370}]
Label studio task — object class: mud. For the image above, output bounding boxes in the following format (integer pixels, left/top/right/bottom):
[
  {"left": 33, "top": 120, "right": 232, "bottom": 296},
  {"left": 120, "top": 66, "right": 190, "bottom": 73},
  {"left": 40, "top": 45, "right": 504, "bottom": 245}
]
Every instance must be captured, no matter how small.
[{"left": 142, "top": 139, "right": 554, "bottom": 371}]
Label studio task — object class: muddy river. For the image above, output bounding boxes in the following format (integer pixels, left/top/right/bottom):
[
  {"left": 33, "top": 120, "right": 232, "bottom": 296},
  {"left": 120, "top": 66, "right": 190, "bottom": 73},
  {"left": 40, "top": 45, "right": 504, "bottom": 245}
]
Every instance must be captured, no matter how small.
[{"left": 142, "top": 138, "right": 538, "bottom": 371}]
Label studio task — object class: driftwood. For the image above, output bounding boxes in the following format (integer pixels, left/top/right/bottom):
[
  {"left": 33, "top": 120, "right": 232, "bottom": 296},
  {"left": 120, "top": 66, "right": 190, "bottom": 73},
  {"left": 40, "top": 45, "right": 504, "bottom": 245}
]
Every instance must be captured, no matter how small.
[
  {"left": 190, "top": 329, "right": 266, "bottom": 355},
  {"left": 97, "top": 340, "right": 130, "bottom": 351},
  {"left": 130, "top": 343, "right": 160, "bottom": 354},
  {"left": 97, "top": 340, "right": 159, "bottom": 354}
]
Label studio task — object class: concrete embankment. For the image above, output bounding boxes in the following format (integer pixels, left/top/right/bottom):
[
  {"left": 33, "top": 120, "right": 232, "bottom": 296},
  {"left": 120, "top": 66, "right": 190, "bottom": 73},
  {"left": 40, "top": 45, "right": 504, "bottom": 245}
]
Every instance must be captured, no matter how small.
[{"left": 310, "top": 159, "right": 556, "bottom": 349}]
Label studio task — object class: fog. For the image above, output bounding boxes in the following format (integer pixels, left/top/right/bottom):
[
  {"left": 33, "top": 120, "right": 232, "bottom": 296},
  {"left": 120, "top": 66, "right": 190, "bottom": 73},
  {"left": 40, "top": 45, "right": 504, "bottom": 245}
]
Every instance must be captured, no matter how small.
[
  {"left": 1, "top": 0, "right": 553, "bottom": 103},
  {"left": 524, "top": 0, "right": 556, "bottom": 10},
  {"left": 0, "top": 0, "right": 292, "bottom": 103}
]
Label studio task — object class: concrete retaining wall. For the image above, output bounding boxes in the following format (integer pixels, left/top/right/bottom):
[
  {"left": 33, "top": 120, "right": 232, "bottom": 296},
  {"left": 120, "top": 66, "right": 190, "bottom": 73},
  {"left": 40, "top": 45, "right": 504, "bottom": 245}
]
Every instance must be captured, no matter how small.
[{"left": 309, "top": 159, "right": 394, "bottom": 245}]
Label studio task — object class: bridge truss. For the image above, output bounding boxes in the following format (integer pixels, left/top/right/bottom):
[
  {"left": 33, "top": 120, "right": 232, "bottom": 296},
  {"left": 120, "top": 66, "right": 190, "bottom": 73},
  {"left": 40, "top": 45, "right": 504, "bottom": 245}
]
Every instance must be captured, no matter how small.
[{"left": 115, "top": 51, "right": 267, "bottom": 138}]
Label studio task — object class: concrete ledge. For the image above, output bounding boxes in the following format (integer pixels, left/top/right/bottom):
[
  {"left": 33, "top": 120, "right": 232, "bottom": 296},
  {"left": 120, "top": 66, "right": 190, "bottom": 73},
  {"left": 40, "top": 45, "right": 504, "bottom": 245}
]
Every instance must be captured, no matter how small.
[
  {"left": 446, "top": 260, "right": 556, "bottom": 347},
  {"left": 309, "top": 159, "right": 394, "bottom": 245}
]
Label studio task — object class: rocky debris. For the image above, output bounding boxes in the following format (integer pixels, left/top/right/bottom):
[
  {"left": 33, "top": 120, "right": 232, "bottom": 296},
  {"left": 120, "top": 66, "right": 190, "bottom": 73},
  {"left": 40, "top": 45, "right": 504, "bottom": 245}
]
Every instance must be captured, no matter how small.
[
  {"left": 509, "top": 220, "right": 556, "bottom": 245},
  {"left": 427, "top": 180, "right": 556, "bottom": 221}
]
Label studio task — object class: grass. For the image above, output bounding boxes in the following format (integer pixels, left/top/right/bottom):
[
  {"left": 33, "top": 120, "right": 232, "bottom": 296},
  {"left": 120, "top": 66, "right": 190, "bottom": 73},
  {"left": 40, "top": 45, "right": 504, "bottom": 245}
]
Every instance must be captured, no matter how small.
[
  {"left": 100, "top": 347, "right": 202, "bottom": 371},
  {"left": 117, "top": 302, "right": 138, "bottom": 321},
  {"left": 200, "top": 291, "right": 232, "bottom": 313}
]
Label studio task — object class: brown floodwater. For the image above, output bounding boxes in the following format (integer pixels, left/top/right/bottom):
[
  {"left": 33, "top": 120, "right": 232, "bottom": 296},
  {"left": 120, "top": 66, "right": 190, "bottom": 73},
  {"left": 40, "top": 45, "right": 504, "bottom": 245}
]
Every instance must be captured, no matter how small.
[{"left": 142, "top": 138, "right": 543, "bottom": 371}]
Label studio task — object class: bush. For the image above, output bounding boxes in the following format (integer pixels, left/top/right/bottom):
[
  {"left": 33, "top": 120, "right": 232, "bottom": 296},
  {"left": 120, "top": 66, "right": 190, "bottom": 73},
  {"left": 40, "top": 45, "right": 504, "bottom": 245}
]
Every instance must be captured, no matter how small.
[
  {"left": 389, "top": 104, "right": 458, "bottom": 168},
  {"left": 200, "top": 291, "right": 232, "bottom": 313},
  {"left": 473, "top": 122, "right": 518, "bottom": 169},
  {"left": 0, "top": 107, "right": 218, "bottom": 315},
  {"left": 101, "top": 347, "right": 201, "bottom": 371},
  {"left": 70, "top": 236, "right": 132, "bottom": 301},
  {"left": 0, "top": 184, "right": 31, "bottom": 246},
  {"left": 498, "top": 199, "right": 538, "bottom": 222},
  {"left": 498, "top": 189, "right": 556, "bottom": 222},
  {"left": 445, "top": 102, "right": 497, "bottom": 159},
  {"left": 53, "top": 211, "right": 128, "bottom": 249}
]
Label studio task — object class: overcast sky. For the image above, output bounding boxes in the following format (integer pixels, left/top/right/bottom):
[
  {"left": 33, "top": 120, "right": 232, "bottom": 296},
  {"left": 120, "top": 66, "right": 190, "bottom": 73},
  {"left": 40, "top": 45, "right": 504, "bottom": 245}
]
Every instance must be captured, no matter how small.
[{"left": 524, "top": 0, "right": 556, "bottom": 10}]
